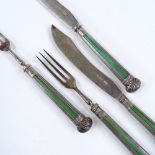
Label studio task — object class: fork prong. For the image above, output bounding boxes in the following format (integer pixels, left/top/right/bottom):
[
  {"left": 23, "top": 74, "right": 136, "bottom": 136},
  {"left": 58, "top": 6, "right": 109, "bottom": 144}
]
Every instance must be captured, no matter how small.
[
  {"left": 0, "top": 33, "right": 10, "bottom": 51},
  {"left": 43, "top": 50, "right": 74, "bottom": 79},
  {"left": 39, "top": 52, "right": 68, "bottom": 81},
  {"left": 0, "top": 33, "right": 9, "bottom": 42},
  {"left": 0, "top": 33, "right": 5, "bottom": 40},
  {"left": 36, "top": 56, "right": 65, "bottom": 85}
]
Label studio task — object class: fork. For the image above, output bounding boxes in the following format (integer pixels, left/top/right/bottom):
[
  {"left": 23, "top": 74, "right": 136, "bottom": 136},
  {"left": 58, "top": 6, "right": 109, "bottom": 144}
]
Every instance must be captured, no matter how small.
[
  {"left": 37, "top": 50, "right": 149, "bottom": 155},
  {"left": 0, "top": 33, "right": 92, "bottom": 133}
]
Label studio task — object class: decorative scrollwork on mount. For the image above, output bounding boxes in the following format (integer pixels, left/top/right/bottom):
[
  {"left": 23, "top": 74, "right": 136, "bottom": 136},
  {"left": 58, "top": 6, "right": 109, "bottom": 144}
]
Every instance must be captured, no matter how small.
[
  {"left": 75, "top": 115, "right": 92, "bottom": 133},
  {"left": 123, "top": 75, "right": 141, "bottom": 93},
  {"left": 91, "top": 104, "right": 107, "bottom": 119},
  {"left": 118, "top": 94, "right": 133, "bottom": 110}
]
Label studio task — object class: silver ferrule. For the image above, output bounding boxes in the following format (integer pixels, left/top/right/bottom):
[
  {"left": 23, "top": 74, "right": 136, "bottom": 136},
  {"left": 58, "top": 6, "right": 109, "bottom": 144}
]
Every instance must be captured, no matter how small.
[
  {"left": 73, "top": 25, "right": 85, "bottom": 37},
  {"left": 24, "top": 66, "right": 37, "bottom": 78},
  {"left": 91, "top": 104, "right": 107, "bottom": 119},
  {"left": 8, "top": 49, "right": 37, "bottom": 77},
  {"left": 118, "top": 94, "right": 133, "bottom": 110}
]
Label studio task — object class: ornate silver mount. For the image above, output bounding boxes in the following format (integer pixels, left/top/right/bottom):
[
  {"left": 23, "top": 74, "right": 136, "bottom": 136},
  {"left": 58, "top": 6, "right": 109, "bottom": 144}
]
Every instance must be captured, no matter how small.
[
  {"left": 73, "top": 25, "right": 85, "bottom": 37},
  {"left": 123, "top": 75, "right": 141, "bottom": 93},
  {"left": 74, "top": 115, "right": 92, "bottom": 133},
  {"left": 73, "top": 24, "right": 81, "bottom": 32},
  {"left": 91, "top": 104, "right": 106, "bottom": 119},
  {"left": 74, "top": 87, "right": 106, "bottom": 123},
  {"left": 118, "top": 94, "right": 133, "bottom": 110},
  {"left": 24, "top": 65, "right": 37, "bottom": 77}
]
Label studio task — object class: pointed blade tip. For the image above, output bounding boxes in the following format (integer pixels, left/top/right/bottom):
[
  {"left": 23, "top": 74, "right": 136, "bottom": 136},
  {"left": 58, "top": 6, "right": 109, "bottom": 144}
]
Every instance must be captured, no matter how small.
[
  {"left": 51, "top": 25, "right": 62, "bottom": 38},
  {"left": 51, "top": 25, "right": 56, "bottom": 30},
  {"left": 51, "top": 25, "right": 59, "bottom": 36}
]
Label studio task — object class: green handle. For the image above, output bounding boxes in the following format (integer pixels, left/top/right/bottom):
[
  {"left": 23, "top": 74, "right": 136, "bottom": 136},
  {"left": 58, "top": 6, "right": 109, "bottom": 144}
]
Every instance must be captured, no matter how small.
[
  {"left": 91, "top": 104, "right": 149, "bottom": 155},
  {"left": 76, "top": 27, "right": 141, "bottom": 92},
  {"left": 119, "top": 95, "right": 155, "bottom": 136},
  {"left": 129, "top": 105, "right": 155, "bottom": 136},
  {"left": 81, "top": 30, "right": 129, "bottom": 80},
  {"left": 33, "top": 73, "right": 92, "bottom": 133}
]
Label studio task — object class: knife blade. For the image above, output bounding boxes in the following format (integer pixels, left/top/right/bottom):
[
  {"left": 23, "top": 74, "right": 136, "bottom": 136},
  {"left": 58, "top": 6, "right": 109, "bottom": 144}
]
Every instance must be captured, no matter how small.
[
  {"left": 40, "top": 0, "right": 79, "bottom": 28},
  {"left": 52, "top": 25, "right": 122, "bottom": 99},
  {"left": 52, "top": 25, "right": 155, "bottom": 136},
  {"left": 40, "top": 0, "right": 141, "bottom": 93}
]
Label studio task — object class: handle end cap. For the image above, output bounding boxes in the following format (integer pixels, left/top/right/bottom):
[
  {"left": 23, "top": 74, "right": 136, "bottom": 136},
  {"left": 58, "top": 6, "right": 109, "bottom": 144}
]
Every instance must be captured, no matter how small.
[
  {"left": 124, "top": 76, "right": 141, "bottom": 93},
  {"left": 77, "top": 117, "right": 93, "bottom": 133}
]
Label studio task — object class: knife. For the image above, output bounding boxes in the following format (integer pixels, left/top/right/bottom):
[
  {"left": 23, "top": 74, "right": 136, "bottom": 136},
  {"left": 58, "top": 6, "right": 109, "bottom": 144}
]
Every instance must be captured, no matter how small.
[
  {"left": 52, "top": 25, "right": 155, "bottom": 136},
  {"left": 39, "top": 0, "right": 141, "bottom": 93}
]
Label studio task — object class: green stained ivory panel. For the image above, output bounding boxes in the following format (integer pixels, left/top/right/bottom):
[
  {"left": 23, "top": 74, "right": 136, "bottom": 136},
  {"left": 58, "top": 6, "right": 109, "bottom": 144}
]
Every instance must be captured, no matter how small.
[
  {"left": 84, "top": 34, "right": 129, "bottom": 79},
  {"left": 102, "top": 115, "right": 147, "bottom": 155},
  {"left": 34, "top": 74, "right": 78, "bottom": 120},
  {"left": 130, "top": 105, "right": 155, "bottom": 134}
]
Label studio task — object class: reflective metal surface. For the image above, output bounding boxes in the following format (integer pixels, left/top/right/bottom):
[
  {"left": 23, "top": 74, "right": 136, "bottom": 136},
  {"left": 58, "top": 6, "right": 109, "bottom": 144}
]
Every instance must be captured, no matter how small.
[
  {"left": 40, "top": 0, "right": 79, "bottom": 29},
  {"left": 52, "top": 25, "right": 122, "bottom": 98}
]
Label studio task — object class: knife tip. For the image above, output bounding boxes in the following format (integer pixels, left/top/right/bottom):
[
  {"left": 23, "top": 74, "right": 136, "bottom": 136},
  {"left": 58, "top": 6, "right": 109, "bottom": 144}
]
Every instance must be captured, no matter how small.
[{"left": 51, "top": 25, "right": 56, "bottom": 30}]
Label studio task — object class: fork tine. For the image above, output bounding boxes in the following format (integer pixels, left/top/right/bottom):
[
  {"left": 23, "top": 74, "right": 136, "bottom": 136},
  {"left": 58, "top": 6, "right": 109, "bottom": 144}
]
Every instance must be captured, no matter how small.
[
  {"left": 0, "top": 33, "right": 9, "bottom": 42},
  {"left": 39, "top": 52, "right": 68, "bottom": 81},
  {"left": 36, "top": 56, "right": 65, "bottom": 85},
  {"left": 43, "top": 50, "right": 73, "bottom": 79},
  {"left": 0, "top": 33, "right": 10, "bottom": 51},
  {"left": 0, "top": 33, "right": 5, "bottom": 40}
]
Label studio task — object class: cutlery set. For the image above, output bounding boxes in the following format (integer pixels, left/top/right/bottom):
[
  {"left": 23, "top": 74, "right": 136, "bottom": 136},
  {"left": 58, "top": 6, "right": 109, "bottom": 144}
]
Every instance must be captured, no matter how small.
[{"left": 1, "top": 0, "right": 155, "bottom": 154}]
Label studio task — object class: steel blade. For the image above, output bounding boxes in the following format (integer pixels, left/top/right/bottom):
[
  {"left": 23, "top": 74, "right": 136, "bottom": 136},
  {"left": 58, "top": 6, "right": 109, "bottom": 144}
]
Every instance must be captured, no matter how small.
[
  {"left": 40, "top": 0, "right": 79, "bottom": 28},
  {"left": 52, "top": 25, "right": 122, "bottom": 98}
]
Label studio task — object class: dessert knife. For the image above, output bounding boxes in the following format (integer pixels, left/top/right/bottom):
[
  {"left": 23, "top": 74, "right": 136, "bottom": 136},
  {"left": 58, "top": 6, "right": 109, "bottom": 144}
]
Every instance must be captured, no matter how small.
[
  {"left": 39, "top": 0, "right": 141, "bottom": 93},
  {"left": 52, "top": 25, "right": 155, "bottom": 136}
]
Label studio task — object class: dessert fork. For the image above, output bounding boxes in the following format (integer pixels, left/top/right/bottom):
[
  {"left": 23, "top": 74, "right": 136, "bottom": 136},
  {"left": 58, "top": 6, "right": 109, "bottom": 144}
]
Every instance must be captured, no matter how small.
[
  {"left": 37, "top": 50, "right": 149, "bottom": 155},
  {"left": 0, "top": 33, "right": 92, "bottom": 133}
]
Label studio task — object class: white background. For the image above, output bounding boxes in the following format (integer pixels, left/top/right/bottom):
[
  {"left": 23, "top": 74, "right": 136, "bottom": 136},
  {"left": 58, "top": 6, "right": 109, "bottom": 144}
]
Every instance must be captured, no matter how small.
[{"left": 0, "top": 0, "right": 155, "bottom": 154}]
